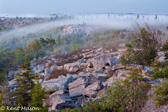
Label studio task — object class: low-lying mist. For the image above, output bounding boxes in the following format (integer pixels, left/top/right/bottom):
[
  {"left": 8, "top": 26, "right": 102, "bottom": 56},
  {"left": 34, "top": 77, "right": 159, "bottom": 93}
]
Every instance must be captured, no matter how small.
[{"left": 1, "top": 14, "right": 168, "bottom": 40}]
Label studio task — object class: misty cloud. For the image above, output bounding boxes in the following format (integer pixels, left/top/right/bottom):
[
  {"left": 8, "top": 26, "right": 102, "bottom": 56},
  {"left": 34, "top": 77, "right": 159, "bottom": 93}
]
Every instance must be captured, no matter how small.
[{"left": 0, "top": 14, "right": 168, "bottom": 40}]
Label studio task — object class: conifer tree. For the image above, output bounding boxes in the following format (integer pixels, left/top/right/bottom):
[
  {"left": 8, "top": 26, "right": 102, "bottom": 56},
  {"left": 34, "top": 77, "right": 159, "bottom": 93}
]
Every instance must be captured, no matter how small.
[
  {"left": 14, "top": 56, "right": 37, "bottom": 106},
  {"left": 56, "top": 35, "right": 61, "bottom": 46},
  {"left": 30, "top": 82, "right": 48, "bottom": 112}
]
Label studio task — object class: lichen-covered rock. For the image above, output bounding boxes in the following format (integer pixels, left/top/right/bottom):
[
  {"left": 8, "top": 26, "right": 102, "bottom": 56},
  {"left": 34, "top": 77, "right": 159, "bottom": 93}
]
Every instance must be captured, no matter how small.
[
  {"left": 68, "top": 77, "right": 88, "bottom": 97},
  {"left": 49, "top": 94, "right": 74, "bottom": 110},
  {"left": 83, "top": 81, "right": 102, "bottom": 98},
  {"left": 64, "top": 63, "right": 80, "bottom": 73},
  {"left": 42, "top": 75, "right": 73, "bottom": 91},
  {"left": 33, "top": 64, "right": 45, "bottom": 74},
  {"left": 105, "top": 70, "right": 130, "bottom": 87},
  {"left": 75, "top": 96, "right": 96, "bottom": 107}
]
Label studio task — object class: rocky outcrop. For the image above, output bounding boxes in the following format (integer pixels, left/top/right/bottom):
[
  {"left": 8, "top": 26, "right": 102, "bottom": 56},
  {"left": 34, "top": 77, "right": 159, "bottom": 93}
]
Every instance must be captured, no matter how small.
[
  {"left": 68, "top": 77, "right": 88, "bottom": 97},
  {"left": 83, "top": 81, "right": 102, "bottom": 98},
  {"left": 33, "top": 64, "right": 45, "bottom": 74},
  {"left": 112, "top": 64, "right": 125, "bottom": 71},
  {"left": 7, "top": 71, "right": 16, "bottom": 81},
  {"left": 10, "top": 47, "right": 154, "bottom": 111},
  {"left": 42, "top": 75, "right": 73, "bottom": 91},
  {"left": 105, "top": 70, "right": 130, "bottom": 87},
  {"left": 75, "top": 96, "right": 95, "bottom": 107},
  {"left": 64, "top": 63, "right": 80, "bottom": 73},
  {"left": 49, "top": 94, "right": 75, "bottom": 110}
]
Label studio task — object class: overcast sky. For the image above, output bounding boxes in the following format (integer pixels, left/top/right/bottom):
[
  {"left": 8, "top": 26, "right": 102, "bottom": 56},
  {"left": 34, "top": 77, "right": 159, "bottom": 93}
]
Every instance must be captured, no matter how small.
[{"left": 0, "top": 0, "right": 168, "bottom": 15}]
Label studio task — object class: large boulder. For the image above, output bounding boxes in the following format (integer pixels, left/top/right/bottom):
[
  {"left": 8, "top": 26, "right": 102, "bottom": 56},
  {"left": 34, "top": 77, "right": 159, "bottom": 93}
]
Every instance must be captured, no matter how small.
[
  {"left": 64, "top": 63, "right": 80, "bottom": 73},
  {"left": 83, "top": 81, "right": 102, "bottom": 98},
  {"left": 8, "top": 79, "right": 18, "bottom": 92},
  {"left": 75, "top": 96, "right": 94, "bottom": 107},
  {"left": 92, "top": 73, "right": 108, "bottom": 82},
  {"left": 49, "top": 94, "right": 75, "bottom": 110},
  {"left": 8, "top": 71, "right": 16, "bottom": 81},
  {"left": 108, "top": 57, "right": 119, "bottom": 66},
  {"left": 105, "top": 70, "right": 130, "bottom": 87},
  {"left": 87, "top": 53, "right": 120, "bottom": 70},
  {"left": 42, "top": 75, "right": 73, "bottom": 91},
  {"left": 33, "top": 64, "right": 45, "bottom": 74},
  {"left": 68, "top": 77, "right": 88, "bottom": 97},
  {"left": 96, "top": 88, "right": 107, "bottom": 98},
  {"left": 7, "top": 70, "right": 21, "bottom": 81}
]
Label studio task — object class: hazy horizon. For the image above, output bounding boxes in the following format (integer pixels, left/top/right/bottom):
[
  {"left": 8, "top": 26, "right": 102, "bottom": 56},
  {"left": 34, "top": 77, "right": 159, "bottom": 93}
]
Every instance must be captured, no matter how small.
[{"left": 0, "top": 0, "right": 168, "bottom": 16}]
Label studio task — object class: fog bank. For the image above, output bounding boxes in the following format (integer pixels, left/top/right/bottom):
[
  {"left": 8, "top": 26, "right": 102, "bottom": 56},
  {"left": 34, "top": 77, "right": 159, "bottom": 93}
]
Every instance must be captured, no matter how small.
[{"left": 1, "top": 14, "right": 168, "bottom": 40}]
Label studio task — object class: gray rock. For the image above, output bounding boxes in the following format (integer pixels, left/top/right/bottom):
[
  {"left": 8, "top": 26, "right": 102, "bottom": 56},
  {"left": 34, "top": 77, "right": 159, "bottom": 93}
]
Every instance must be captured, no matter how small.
[
  {"left": 56, "top": 102, "right": 78, "bottom": 111},
  {"left": 30, "top": 58, "right": 37, "bottom": 63},
  {"left": 33, "top": 64, "right": 45, "bottom": 74},
  {"left": 143, "top": 66, "right": 153, "bottom": 74},
  {"left": 96, "top": 88, "right": 107, "bottom": 98},
  {"left": 157, "top": 56, "right": 165, "bottom": 62},
  {"left": 71, "top": 74, "right": 80, "bottom": 80},
  {"left": 8, "top": 71, "right": 16, "bottom": 81},
  {"left": 83, "top": 81, "right": 102, "bottom": 98},
  {"left": 79, "top": 72, "right": 90, "bottom": 78},
  {"left": 88, "top": 75, "right": 99, "bottom": 85},
  {"left": 105, "top": 70, "right": 130, "bottom": 87},
  {"left": 49, "top": 94, "right": 73, "bottom": 110},
  {"left": 64, "top": 63, "right": 80, "bottom": 73},
  {"left": 92, "top": 73, "right": 108, "bottom": 82},
  {"left": 50, "top": 90, "right": 65, "bottom": 98},
  {"left": 80, "top": 59, "right": 86, "bottom": 63},
  {"left": 57, "top": 66, "right": 64, "bottom": 70},
  {"left": 30, "top": 62, "right": 36, "bottom": 69},
  {"left": 68, "top": 77, "right": 88, "bottom": 97},
  {"left": 45, "top": 61, "right": 55, "bottom": 68},
  {"left": 78, "top": 72, "right": 85, "bottom": 76},
  {"left": 108, "top": 57, "right": 119, "bottom": 66},
  {"left": 8, "top": 70, "right": 21, "bottom": 81},
  {"left": 75, "top": 96, "right": 94, "bottom": 107},
  {"left": 112, "top": 64, "right": 125, "bottom": 71},
  {"left": 50, "top": 65, "right": 57, "bottom": 71},
  {"left": 8, "top": 79, "right": 17, "bottom": 88},
  {"left": 105, "top": 66, "right": 112, "bottom": 71},
  {"left": 94, "top": 68, "right": 103, "bottom": 73},
  {"left": 42, "top": 75, "right": 73, "bottom": 91},
  {"left": 43, "top": 68, "right": 52, "bottom": 80},
  {"left": 44, "top": 68, "right": 52, "bottom": 75},
  {"left": 126, "top": 64, "right": 143, "bottom": 70},
  {"left": 156, "top": 51, "right": 166, "bottom": 63}
]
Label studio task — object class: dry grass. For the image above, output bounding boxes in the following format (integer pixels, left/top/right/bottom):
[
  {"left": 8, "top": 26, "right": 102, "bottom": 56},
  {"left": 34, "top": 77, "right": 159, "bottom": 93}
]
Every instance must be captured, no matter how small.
[{"left": 53, "top": 51, "right": 83, "bottom": 66}]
